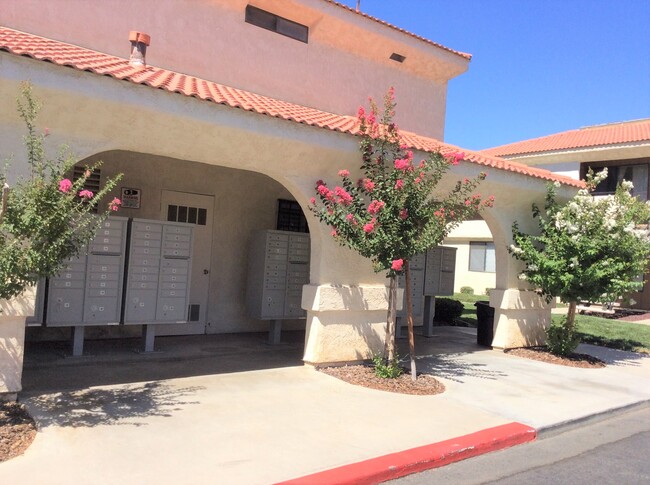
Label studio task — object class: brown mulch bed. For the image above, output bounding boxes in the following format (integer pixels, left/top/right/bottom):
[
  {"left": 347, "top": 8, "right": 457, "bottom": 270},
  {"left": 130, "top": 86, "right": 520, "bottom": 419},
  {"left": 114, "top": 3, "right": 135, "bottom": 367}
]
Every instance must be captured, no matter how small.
[
  {"left": 505, "top": 347, "right": 606, "bottom": 368},
  {"left": 0, "top": 401, "right": 37, "bottom": 463},
  {"left": 319, "top": 365, "right": 445, "bottom": 395}
]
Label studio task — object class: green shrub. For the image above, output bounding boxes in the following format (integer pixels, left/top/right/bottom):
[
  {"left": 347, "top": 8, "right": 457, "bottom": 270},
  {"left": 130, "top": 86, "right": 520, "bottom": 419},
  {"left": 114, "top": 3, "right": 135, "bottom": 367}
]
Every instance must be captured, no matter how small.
[
  {"left": 460, "top": 286, "right": 474, "bottom": 295},
  {"left": 546, "top": 318, "right": 580, "bottom": 356},
  {"left": 485, "top": 288, "right": 493, "bottom": 297},
  {"left": 372, "top": 354, "right": 403, "bottom": 379},
  {"left": 435, "top": 298, "right": 464, "bottom": 323}
]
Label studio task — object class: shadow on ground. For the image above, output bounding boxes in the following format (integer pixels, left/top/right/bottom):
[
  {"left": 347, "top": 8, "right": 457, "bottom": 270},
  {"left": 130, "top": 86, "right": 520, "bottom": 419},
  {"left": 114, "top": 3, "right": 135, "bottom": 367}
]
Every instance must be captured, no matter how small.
[
  {"left": 25, "top": 381, "right": 204, "bottom": 428},
  {"left": 22, "top": 331, "right": 305, "bottom": 395},
  {"left": 396, "top": 327, "right": 509, "bottom": 383}
]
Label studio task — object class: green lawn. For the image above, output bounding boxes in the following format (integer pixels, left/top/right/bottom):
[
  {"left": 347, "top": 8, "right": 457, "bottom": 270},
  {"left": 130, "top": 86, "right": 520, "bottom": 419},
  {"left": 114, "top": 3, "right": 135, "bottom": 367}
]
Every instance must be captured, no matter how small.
[
  {"left": 450, "top": 292, "right": 488, "bottom": 328},
  {"left": 450, "top": 293, "right": 650, "bottom": 353},
  {"left": 554, "top": 314, "right": 650, "bottom": 354}
]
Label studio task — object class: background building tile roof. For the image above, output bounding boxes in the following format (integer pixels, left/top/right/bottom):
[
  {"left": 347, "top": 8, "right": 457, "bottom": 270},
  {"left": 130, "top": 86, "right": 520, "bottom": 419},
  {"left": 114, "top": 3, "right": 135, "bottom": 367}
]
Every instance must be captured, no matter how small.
[
  {"left": 0, "top": 26, "right": 582, "bottom": 188},
  {"left": 482, "top": 119, "right": 650, "bottom": 157}
]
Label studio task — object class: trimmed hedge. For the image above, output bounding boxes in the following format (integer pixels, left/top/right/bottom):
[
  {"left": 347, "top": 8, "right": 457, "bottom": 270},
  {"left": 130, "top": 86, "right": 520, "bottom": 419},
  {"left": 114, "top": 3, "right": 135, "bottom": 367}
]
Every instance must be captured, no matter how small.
[{"left": 434, "top": 298, "right": 464, "bottom": 323}]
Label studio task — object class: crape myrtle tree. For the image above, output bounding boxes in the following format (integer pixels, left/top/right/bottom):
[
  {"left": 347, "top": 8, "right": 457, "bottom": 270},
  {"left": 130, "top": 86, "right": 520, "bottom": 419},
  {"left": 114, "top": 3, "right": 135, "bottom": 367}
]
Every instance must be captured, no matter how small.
[
  {"left": 509, "top": 169, "right": 650, "bottom": 356},
  {"left": 310, "top": 88, "right": 494, "bottom": 380},
  {"left": 0, "top": 83, "right": 122, "bottom": 300}
]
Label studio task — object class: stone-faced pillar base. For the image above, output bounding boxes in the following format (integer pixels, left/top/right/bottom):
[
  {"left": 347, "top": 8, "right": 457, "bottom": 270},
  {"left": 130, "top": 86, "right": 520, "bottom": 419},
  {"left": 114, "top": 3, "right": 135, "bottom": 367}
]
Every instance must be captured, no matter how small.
[
  {"left": 301, "top": 284, "right": 401, "bottom": 365},
  {"left": 489, "top": 289, "right": 554, "bottom": 350}
]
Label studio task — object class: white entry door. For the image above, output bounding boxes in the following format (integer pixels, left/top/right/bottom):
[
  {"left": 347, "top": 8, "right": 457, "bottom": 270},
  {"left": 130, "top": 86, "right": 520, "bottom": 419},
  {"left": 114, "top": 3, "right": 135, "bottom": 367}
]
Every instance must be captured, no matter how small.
[{"left": 157, "top": 190, "right": 214, "bottom": 335}]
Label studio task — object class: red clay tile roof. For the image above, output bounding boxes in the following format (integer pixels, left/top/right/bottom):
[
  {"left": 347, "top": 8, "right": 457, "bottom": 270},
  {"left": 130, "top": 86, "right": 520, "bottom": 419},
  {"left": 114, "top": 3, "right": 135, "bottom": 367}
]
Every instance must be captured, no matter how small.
[
  {"left": 0, "top": 26, "right": 582, "bottom": 188},
  {"left": 483, "top": 119, "right": 650, "bottom": 158},
  {"left": 323, "top": 0, "right": 472, "bottom": 60}
]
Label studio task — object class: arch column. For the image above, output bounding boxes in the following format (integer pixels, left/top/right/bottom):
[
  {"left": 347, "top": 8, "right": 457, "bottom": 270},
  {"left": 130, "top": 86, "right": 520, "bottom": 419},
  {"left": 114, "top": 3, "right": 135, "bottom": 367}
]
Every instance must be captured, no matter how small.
[{"left": 484, "top": 204, "right": 555, "bottom": 349}]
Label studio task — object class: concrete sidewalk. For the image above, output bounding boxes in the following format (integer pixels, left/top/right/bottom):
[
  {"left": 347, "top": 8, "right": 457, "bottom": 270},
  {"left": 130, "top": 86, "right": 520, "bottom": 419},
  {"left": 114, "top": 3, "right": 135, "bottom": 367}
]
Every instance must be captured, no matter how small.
[{"left": 1, "top": 328, "right": 649, "bottom": 484}]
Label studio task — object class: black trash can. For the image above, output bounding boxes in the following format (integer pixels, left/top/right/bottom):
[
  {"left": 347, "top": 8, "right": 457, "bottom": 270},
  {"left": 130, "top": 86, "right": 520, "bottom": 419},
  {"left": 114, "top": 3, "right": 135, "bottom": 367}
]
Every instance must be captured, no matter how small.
[{"left": 474, "top": 301, "right": 494, "bottom": 347}]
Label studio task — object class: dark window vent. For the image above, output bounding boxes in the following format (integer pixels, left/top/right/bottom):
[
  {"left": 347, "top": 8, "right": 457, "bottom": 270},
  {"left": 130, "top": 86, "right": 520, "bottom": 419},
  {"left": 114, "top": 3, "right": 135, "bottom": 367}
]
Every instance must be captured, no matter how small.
[
  {"left": 73, "top": 165, "right": 101, "bottom": 213},
  {"left": 390, "top": 53, "right": 406, "bottom": 63},
  {"left": 245, "top": 5, "right": 309, "bottom": 43},
  {"left": 167, "top": 204, "right": 208, "bottom": 225},
  {"left": 277, "top": 199, "right": 309, "bottom": 233}
]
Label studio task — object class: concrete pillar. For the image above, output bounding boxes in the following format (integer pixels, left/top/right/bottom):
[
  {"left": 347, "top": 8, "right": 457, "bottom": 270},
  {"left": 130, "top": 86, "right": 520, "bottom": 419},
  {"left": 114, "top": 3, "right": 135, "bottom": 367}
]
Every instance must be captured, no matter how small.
[
  {"left": 483, "top": 195, "right": 557, "bottom": 350},
  {"left": 0, "top": 286, "right": 36, "bottom": 400},
  {"left": 302, "top": 284, "right": 392, "bottom": 365},
  {"left": 489, "top": 289, "right": 554, "bottom": 349}
]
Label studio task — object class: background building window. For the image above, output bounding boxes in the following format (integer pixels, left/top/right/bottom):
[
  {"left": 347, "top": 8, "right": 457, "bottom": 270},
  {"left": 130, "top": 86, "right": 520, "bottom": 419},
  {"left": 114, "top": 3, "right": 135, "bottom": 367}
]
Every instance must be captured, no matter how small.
[
  {"left": 245, "top": 5, "right": 309, "bottom": 43},
  {"left": 276, "top": 199, "right": 309, "bottom": 233},
  {"left": 589, "top": 164, "right": 649, "bottom": 200},
  {"left": 469, "top": 242, "right": 495, "bottom": 272}
]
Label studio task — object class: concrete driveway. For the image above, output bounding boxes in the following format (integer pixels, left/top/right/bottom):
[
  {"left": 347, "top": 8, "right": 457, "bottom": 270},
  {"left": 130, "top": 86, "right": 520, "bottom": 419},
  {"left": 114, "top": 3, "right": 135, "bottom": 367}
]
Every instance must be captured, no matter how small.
[{"left": 2, "top": 328, "right": 648, "bottom": 484}]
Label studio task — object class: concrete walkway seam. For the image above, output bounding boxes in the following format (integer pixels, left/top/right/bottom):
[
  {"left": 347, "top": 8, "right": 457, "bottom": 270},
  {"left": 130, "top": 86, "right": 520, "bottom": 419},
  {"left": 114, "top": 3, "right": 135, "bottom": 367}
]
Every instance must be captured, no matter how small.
[{"left": 275, "top": 422, "right": 536, "bottom": 485}]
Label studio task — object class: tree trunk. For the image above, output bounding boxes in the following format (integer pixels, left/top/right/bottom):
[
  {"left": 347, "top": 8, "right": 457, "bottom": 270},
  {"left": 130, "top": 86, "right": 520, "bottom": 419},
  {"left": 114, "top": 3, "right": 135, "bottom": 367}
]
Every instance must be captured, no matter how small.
[
  {"left": 0, "top": 183, "right": 9, "bottom": 225},
  {"left": 566, "top": 300, "right": 577, "bottom": 332},
  {"left": 384, "top": 274, "right": 397, "bottom": 361},
  {"left": 405, "top": 259, "right": 417, "bottom": 381}
]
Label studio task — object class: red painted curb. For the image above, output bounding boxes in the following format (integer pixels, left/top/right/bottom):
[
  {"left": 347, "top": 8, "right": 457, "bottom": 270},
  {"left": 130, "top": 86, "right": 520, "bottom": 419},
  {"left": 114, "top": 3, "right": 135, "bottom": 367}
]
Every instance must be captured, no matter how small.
[{"left": 275, "top": 422, "right": 536, "bottom": 485}]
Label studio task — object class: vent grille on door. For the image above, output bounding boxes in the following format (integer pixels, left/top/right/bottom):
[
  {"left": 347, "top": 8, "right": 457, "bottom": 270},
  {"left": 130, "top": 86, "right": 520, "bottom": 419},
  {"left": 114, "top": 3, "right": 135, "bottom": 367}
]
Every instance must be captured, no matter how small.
[{"left": 167, "top": 205, "right": 207, "bottom": 225}]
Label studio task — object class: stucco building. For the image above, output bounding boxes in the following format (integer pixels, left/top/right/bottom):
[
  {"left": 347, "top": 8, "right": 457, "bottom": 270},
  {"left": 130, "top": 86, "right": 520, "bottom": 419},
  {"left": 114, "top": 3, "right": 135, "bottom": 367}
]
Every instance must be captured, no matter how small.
[{"left": 0, "top": 0, "right": 583, "bottom": 382}]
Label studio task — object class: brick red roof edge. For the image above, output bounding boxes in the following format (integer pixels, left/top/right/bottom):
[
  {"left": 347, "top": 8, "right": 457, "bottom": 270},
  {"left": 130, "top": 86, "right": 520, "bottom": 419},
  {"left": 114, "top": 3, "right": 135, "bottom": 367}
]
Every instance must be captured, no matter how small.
[
  {"left": 0, "top": 26, "right": 582, "bottom": 188},
  {"left": 323, "top": 0, "right": 472, "bottom": 60},
  {"left": 483, "top": 119, "right": 650, "bottom": 157}
]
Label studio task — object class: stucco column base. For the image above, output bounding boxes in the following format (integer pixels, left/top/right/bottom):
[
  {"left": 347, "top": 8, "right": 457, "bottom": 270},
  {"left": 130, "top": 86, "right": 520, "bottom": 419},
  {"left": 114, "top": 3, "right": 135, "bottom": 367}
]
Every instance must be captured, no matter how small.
[
  {"left": 489, "top": 289, "right": 554, "bottom": 350},
  {"left": 0, "top": 287, "right": 36, "bottom": 400},
  {"left": 301, "top": 284, "right": 402, "bottom": 365}
]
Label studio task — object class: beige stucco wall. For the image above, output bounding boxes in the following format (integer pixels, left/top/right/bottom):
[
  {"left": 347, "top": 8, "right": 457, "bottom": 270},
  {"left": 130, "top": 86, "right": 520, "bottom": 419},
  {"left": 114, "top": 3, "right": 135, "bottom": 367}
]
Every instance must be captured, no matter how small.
[
  {"left": 444, "top": 220, "right": 495, "bottom": 295},
  {"left": 0, "top": 286, "right": 36, "bottom": 399},
  {"left": 1, "top": 51, "right": 580, "bottom": 361},
  {"left": 1, "top": 0, "right": 468, "bottom": 140},
  {"left": 91, "top": 151, "right": 307, "bottom": 334}
]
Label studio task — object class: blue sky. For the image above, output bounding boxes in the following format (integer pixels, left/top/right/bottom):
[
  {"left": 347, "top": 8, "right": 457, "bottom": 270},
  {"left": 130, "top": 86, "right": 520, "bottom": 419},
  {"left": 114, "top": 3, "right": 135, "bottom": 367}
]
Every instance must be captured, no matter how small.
[{"left": 338, "top": 0, "right": 650, "bottom": 150}]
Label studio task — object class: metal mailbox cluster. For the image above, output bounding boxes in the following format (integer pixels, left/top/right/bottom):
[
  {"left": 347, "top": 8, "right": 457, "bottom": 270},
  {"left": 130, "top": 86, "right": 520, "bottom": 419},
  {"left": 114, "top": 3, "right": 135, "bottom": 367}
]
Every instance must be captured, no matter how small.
[
  {"left": 123, "top": 220, "right": 193, "bottom": 324},
  {"left": 246, "top": 230, "right": 310, "bottom": 344},
  {"left": 42, "top": 217, "right": 194, "bottom": 330},
  {"left": 47, "top": 217, "right": 128, "bottom": 326},
  {"left": 397, "top": 246, "right": 457, "bottom": 337}
]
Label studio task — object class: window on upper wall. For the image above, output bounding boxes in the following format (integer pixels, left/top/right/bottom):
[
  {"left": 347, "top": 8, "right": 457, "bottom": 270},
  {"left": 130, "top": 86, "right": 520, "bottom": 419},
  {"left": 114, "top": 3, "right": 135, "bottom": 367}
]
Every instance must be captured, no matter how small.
[
  {"left": 590, "top": 164, "right": 649, "bottom": 200},
  {"left": 469, "top": 242, "right": 495, "bottom": 273},
  {"left": 245, "top": 5, "right": 309, "bottom": 43},
  {"left": 276, "top": 199, "right": 309, "bottom": 233}
]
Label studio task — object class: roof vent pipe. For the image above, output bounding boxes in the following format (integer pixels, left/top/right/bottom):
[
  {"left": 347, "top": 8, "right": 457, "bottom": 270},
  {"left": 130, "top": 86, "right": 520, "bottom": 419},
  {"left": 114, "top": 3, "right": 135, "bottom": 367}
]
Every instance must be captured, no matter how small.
[{"left": 129, "top": 31, "right": 150, "bottom": 66}]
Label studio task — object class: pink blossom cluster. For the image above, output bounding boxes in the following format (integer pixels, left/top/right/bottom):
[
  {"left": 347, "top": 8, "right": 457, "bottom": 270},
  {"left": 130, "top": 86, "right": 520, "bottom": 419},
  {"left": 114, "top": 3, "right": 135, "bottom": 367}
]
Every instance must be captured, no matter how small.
[
  {"left": 345, "top": 213, "right": 358, "bottom": 226},
  {"left": 447, "top": 152, "right": 465, "bottom": 166},
  {"left": 363, "top": 218, "right": 377, "bottom": 233},
  {"left": 79, "top": 189, "right": 94, "bottom": 199},
  {"left": 58, "top": 178, "right": 72, "bottom": 193},
  {"left": 362, "top": 178, "right": 375, "bottom": 192},
  {"left": 338, "top": 169, "right": 350, "bottom": 178},
  {"left": 483, "top": 195, "right": 495, "bottom": 208},
  {"left": 394, "top": 179, "right": 404, "bottom": 190},
  {"left": 391, "top": 259, "right": 403, "bottom": 271},
  {"left": 334, "top": 186, "right": 353, "bottom": 206},
  {"left": 399, "top": 209, "right": 408, "bottom": 220},
  {"left": 367, "top": 200, "right": 385, "bottom": 215},
  {"left": 108, "top": 197, "right": 121, "bottom": 211}
]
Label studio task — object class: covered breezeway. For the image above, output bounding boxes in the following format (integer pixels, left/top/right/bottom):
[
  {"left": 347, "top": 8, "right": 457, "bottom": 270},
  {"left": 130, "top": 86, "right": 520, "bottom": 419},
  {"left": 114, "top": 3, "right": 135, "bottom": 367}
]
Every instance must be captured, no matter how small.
[{"left": 1, "top": 38, "right": 582, "bottom": 379}]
